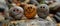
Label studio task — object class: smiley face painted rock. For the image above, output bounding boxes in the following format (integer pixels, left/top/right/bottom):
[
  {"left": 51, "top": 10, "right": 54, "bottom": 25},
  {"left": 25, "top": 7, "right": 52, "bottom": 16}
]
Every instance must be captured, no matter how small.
[
  {"left": 37, "top": 4, "right": 49, "bottom": 19},
  {"left": 9, "top": 6, "right": 24, "bottom": 20},
  {"left": 24, "top": 5, "right": 37, "bottom": 19}
]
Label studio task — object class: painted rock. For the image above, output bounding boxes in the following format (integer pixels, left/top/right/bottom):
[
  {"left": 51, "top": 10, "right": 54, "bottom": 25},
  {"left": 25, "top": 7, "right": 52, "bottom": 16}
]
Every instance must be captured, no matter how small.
[
  {"left": 9, "top": 6, "right": 24, "bottom": 20},
  {"left": 37, "top": 4, "right": 49, "bottom": 19},
  {"left": 24, "top": 4, "right": 37, "bottom": 19}
]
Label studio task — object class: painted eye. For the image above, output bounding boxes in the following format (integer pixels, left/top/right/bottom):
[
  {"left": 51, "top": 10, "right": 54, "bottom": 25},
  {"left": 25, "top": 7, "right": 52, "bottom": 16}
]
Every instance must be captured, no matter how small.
[
  {"left": 30, "top": 6, "right": 32, "bottom": 9},
  {"left": 40, "top": 6, "right": 42, "bottom": 8},
  {"left": 13, "top": 9, "right": 15, "bottom": 12},
  {"left": 43, "top": 7, "right": 45, "bottom": 8}
]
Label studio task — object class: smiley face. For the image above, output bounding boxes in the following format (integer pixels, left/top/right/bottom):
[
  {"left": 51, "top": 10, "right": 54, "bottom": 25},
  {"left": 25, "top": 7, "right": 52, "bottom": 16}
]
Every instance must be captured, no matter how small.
[
  {"left": 37, "top": 4, "right": 49, "bottom": 19},
  {"left": 24, "top": 5, "right": 37, "bottom": 19},
  {"left": 9, "top": 6, "right": 24, "bottom": 20}
]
